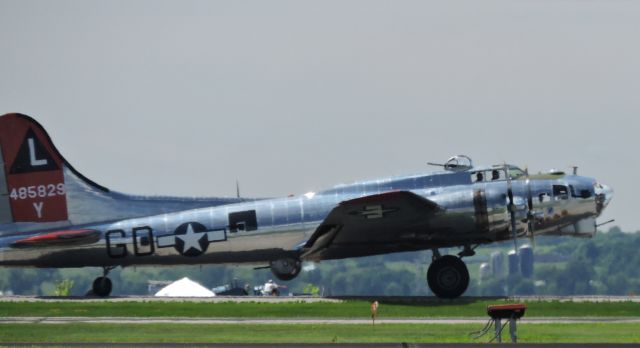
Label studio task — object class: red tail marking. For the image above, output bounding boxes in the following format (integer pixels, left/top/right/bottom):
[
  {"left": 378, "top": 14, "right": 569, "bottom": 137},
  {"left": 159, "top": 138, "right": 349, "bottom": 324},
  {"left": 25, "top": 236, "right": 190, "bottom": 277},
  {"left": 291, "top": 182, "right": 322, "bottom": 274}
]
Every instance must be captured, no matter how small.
[{"left": 0, "top": 114, "right": 68, "bottom": 222}]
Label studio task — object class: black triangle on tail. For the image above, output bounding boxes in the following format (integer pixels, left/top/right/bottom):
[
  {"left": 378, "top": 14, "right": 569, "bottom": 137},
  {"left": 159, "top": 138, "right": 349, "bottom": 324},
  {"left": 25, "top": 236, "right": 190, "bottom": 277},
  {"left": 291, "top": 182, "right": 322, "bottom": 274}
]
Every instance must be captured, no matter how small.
[{"left": 9, "top": 128, "right": 59, "bottom": 174}]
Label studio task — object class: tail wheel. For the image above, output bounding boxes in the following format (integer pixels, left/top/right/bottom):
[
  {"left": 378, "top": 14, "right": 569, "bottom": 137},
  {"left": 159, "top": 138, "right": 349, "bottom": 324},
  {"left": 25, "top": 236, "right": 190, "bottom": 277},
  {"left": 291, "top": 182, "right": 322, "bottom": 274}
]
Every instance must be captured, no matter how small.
[
  {"left": 427, "top": 255, "right": 469, "bottom": 299},
  {"left": 92, "top": 276, "right": 112, "bottom": 297}
]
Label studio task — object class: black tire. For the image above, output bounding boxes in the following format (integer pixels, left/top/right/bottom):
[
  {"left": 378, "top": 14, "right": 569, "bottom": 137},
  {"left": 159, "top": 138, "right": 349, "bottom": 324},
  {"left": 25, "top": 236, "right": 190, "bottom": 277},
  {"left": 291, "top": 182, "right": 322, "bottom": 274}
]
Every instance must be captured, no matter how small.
[
  {"left": 427, "top": 255, "right": 469, "bottom": 299},
  {"left": 92, "top": 276, "right": 112, "bottom": 297},
  {"left": 270, "top": 258, "right": 301, "bottom": 281}
]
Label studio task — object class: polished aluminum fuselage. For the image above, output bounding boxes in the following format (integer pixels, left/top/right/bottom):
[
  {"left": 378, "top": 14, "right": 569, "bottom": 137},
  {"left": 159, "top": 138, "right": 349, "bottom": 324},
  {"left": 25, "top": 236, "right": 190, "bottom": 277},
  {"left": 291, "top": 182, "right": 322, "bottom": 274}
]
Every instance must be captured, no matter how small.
[{"left": 0, "top": 167, "right": 601, "bottom": 268}]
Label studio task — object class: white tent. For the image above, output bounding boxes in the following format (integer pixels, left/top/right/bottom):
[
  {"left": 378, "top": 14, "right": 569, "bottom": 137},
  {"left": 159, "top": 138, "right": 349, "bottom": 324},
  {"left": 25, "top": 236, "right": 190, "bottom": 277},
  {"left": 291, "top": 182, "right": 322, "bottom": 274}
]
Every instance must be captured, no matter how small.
[{"left": 154, "top": 277, "right": 215, "bottom": 297}]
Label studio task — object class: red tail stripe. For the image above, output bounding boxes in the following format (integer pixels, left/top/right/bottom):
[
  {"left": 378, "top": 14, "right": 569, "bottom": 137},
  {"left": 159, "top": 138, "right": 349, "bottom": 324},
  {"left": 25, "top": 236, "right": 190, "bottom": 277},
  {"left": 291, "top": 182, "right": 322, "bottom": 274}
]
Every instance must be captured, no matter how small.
[{"left": 13, "top": 229, "right": 99, "bottom": 244}]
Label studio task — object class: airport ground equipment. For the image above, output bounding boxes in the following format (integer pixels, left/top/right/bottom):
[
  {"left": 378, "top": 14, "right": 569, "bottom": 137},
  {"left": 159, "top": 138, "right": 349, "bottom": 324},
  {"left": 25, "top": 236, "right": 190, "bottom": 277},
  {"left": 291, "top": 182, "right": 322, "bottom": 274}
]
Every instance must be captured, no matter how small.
[{"left": 471, "top": 303, "right": 527, "bottom": 343}]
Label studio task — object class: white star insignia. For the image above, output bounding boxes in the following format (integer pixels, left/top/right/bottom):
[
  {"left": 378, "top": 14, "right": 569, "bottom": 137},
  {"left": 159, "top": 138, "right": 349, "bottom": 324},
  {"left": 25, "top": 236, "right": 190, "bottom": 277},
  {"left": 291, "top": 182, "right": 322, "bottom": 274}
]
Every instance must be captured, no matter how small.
[{"left": 177, "top": 224, "right": 204, "bottom": 252}]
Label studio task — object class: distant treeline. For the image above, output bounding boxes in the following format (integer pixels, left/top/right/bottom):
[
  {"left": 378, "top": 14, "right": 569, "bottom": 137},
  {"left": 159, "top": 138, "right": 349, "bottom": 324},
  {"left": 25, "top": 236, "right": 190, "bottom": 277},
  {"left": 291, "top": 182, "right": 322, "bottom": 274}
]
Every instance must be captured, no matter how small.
[{"left": 0, "top": 227, "right": 637, "bottom": 296}]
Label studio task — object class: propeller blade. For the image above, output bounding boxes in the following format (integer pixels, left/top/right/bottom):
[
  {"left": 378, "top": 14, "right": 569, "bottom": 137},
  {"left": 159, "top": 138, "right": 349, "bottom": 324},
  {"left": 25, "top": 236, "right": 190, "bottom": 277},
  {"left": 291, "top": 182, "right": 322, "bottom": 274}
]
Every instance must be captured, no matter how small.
[
  {"left": 524, "top": 167, "right": 536, "bottom": 248},
  {"left": 504, "top": 164, "right": 518, "bottom": 253}
]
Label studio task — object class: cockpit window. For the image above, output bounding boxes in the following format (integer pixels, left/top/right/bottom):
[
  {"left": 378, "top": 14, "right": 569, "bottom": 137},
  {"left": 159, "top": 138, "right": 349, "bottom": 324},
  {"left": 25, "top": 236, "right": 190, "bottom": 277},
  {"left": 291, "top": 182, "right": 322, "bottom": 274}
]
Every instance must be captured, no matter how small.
[
  {"left": 472, "top": 170, "right": 507, "bottom": 183},
  {"left": 570, "top": 185, "right": 592, "bottom": 199},
  {"left": 553, "top": 185, "right": 569, "bottom": 200},
  {"left": 472, "top": 172, "right": 485, "bottom": 182},
  {"left": 474, "top": 166, "right": 523, "bottom": 182},
  {"left": 490, "top": 170, "right": 504, "bottom": 181}
]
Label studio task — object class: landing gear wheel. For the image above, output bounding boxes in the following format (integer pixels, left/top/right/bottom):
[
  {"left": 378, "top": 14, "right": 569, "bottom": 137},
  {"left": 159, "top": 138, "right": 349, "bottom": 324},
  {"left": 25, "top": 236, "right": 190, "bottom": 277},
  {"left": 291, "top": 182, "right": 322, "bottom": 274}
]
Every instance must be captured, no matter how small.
[
  {"left": 270, "top": 258, "right": 302, "bottom": 281},
  {"left": 427, "top": 255, "right": 469, "bottom": 299},
  {"left": 92, "top": 276, "right": 112, "bottom": 297}
]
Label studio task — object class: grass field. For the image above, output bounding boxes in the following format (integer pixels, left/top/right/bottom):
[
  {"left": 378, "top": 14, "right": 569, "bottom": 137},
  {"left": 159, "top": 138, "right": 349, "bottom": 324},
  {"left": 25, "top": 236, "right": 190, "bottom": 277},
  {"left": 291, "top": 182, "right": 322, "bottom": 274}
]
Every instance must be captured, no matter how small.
[
  {"left": 2, "top": 299, "right": 639, "bottom": 344},
  {"left": 1, "top": 299, "right": 639, "bottom": 318},
  {"left": 1, "top": 323, "right": 639, "bottom": 343}
]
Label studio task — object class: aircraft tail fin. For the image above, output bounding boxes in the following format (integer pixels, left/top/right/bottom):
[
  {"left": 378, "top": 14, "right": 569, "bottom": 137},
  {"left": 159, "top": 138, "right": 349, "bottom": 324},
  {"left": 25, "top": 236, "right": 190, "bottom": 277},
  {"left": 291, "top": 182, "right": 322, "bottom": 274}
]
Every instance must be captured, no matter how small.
[
  {"left": 0, "top": 113, "right": 87, "bottom": 224},
  {"left": 0, "top": 113, "right": 244, "bottom": 233}
]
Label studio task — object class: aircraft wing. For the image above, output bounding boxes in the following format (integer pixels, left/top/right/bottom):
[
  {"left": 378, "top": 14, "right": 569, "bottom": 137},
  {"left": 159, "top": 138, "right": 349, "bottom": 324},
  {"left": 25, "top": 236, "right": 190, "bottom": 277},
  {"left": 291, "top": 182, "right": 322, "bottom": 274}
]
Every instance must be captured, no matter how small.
[{"left": 301, "top": 191, "right": 440, "bottom": 261}]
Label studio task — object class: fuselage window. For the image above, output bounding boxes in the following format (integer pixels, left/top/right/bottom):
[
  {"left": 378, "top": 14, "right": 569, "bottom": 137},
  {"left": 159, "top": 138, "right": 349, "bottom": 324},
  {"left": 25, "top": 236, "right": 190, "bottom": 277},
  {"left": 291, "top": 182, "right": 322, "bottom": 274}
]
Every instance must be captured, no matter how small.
[
  {"left": 553, "top": 185, "right": 569, "bottom": 200},
  {"left": 472, "top": 172, "right": 484, "bottom": 183}
]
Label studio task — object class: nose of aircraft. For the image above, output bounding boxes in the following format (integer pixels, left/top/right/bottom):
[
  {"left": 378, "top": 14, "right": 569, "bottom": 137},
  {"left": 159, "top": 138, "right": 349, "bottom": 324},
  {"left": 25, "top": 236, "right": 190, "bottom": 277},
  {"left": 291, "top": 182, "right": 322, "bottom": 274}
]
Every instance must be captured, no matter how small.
[{"left": 595, "top": 182, "right": 614, "bottom": 215}]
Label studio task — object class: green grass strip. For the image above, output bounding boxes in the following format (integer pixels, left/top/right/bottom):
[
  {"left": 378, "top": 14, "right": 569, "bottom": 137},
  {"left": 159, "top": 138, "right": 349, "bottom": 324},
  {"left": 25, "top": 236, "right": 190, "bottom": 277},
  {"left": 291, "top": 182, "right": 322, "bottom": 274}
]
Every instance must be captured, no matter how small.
[
  {"left": 0, "top": 323, "right": 639, "bottom": 343},
  {"left": 1, "top": 299, "right": 639, "bottom": 318}
]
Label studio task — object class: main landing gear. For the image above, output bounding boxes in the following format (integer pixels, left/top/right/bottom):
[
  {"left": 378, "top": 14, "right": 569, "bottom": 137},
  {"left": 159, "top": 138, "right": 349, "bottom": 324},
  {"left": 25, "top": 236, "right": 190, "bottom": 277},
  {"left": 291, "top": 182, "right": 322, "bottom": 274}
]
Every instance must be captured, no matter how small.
[
  {"left": 92, "top": 266, "right": 116, "bottom": 297},
  {"left": 427, "top": 250, "right": 470, "bottom": 299}
]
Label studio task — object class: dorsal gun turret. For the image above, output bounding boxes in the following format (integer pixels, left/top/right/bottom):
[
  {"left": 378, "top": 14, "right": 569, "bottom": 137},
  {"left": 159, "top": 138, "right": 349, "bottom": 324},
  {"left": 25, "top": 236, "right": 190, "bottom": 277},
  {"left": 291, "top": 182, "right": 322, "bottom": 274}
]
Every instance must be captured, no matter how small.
[{"left": 429, "top": 155, "right": 474, "bottom": 172}]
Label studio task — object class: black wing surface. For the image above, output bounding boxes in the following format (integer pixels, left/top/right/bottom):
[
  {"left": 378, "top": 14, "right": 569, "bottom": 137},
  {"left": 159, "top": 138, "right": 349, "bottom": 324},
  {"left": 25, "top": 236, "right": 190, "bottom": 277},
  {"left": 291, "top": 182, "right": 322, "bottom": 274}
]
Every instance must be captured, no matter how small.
[{"left": 301, "top": 191, "right": 440, "bottom": 261}]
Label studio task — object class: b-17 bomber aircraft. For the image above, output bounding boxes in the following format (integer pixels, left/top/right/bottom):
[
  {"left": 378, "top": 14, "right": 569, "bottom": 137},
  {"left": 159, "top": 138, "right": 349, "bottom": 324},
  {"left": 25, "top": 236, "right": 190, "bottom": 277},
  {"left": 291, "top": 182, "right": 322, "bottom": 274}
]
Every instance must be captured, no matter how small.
[{"left": 0, "top": 114, "right": 614, "bottom": 298}]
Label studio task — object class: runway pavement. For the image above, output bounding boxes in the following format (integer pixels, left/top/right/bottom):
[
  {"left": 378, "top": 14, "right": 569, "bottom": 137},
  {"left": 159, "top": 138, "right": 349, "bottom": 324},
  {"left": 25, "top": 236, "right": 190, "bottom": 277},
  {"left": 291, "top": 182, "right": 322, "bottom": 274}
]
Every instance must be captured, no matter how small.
[
  {"left": 1, "top": 295, "right": 639, "bottom": 302},
  {"left": 331, "top": 295, "right": 640, "bottom": 303},
  {"left": 1, "top": 343, "right": 639, "bottom": 347},
  {"left": 2, "top": 316, "right": 640, "bottom": 324},
  {"left": 0, "top": 295, "right": 343, "bottom": 303}
]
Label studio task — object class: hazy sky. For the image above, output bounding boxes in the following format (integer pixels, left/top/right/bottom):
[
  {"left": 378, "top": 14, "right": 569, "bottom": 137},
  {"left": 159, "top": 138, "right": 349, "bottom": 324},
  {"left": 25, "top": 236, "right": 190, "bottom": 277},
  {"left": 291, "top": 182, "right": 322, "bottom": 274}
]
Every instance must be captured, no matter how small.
[{"left": 0, "top": 1, "right": 637, "bottom": 231}]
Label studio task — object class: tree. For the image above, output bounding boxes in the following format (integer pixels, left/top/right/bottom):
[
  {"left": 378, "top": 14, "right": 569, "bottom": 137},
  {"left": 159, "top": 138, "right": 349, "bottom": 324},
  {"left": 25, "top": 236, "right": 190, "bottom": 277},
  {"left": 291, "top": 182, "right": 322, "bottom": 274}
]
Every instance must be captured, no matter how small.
[{"left": 54, "top": 279, "right": 74, "bottom": 296}]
